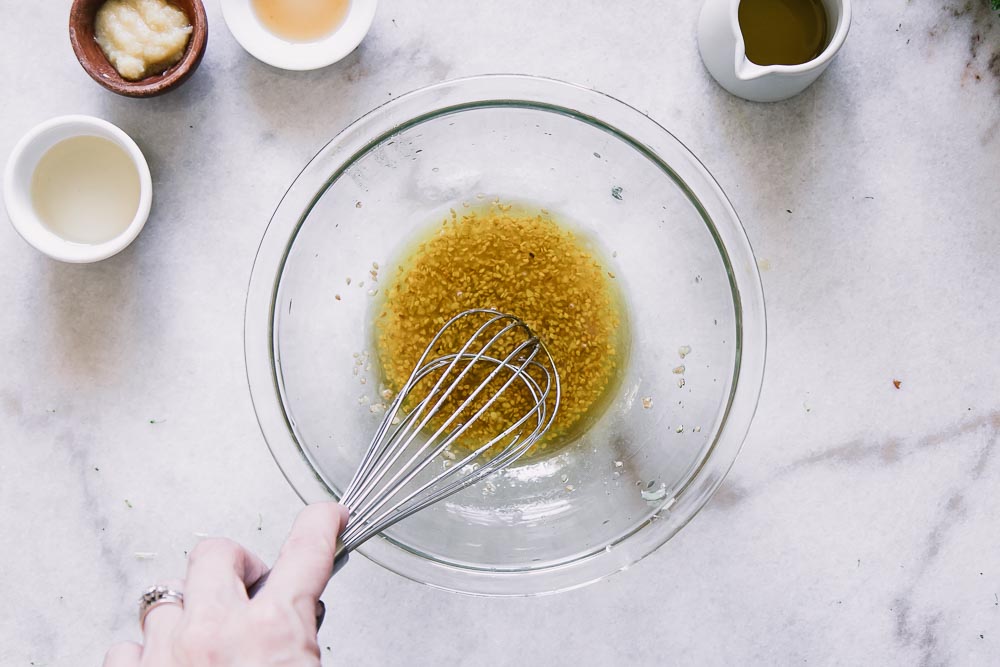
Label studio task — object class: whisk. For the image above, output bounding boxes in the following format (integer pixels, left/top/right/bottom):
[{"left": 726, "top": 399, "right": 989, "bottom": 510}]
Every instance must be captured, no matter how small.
[
  {"left": 249, "top": 308, "right": 559, "bottom": 598},
  {"left": 336, "top": 308, "right": 560, "bottom": 558}
]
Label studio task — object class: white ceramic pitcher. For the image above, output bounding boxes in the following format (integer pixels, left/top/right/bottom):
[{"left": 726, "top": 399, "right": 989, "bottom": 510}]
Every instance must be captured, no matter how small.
[{"left": 698, "top": 0, "right": 852, "bottom": 102}]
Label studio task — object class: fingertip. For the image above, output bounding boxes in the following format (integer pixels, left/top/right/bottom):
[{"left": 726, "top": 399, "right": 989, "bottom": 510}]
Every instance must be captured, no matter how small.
[
  {"left": 299, "top": 502, "right": 348, "bottom": 537},
  {"left": 335, "top": 503, "right": 350, "bottom": 534},
  {"left": 264, "top": 503, "right": 346, "bottom": 603},
  {"left": 102, "top": 641, "right": 141, "bottom": 667},
  {"left": 185, "top": 537, "right": 268, "bottom": 602}
]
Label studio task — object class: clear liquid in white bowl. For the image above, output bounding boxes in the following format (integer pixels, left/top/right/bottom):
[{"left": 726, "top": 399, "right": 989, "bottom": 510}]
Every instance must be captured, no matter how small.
[{"left": 31, "top": 135, "right": 140, "bottom": 245}]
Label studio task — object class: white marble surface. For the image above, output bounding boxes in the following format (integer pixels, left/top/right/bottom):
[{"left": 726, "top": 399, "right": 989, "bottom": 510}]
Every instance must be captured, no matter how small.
[{"left": 2, "top": 1, "right": 999, "bottom": 664}]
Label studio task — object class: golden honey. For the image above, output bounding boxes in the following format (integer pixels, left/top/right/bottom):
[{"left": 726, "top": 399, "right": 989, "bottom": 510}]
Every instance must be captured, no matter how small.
[{"left": 252, "top": 0, "right": 350, "bottom": 42}]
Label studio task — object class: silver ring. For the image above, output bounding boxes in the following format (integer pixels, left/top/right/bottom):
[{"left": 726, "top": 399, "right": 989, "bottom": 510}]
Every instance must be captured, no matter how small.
[{"left": 138, "top": 585, "right": 184, "bottom": 630}]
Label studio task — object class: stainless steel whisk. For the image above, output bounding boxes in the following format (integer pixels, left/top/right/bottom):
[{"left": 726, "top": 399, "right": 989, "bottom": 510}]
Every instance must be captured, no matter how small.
[
  {"left": 333, "top": 308, "right": 560, "bottom": 567},
  {"left": 247, "top": 309, "right": 558, "bottom": 604}
]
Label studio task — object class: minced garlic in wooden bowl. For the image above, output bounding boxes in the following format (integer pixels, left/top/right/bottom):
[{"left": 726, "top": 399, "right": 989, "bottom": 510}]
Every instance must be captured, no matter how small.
[{"left": 95, "top": 0, "right": 192, "bottom": 80}]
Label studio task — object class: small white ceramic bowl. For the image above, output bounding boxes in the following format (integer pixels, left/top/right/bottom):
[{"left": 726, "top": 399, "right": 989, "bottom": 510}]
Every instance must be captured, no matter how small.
[
  {"left": 221, "top": 0, "right": 377, "bottom": 71},
  {"left": 4, "top": 115, "right": 152, "bottom": 263}
]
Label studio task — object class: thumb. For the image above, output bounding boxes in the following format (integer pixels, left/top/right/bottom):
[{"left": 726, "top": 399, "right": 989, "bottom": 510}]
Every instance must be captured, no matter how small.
[{"left": 263, "top": 503, "right": 349, "bottom": 605}]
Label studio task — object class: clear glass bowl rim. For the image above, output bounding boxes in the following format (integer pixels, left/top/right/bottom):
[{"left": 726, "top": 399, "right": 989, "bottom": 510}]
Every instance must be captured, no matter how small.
[{"left": 244, "top": 74, "right": 767, "bottom": 597}]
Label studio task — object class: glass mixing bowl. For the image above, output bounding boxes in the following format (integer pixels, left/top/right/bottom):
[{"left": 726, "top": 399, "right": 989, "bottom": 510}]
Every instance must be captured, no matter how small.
[{"left": 245, "top": 75, "right": 766, "bottom": 596}]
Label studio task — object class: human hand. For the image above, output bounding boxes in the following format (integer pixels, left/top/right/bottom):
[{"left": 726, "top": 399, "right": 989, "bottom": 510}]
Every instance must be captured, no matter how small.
[{"left": 103, "top": 503, "right": 349, "bottom": 667}]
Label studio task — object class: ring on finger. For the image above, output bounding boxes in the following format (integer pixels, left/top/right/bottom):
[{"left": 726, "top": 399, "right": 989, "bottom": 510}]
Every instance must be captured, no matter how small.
[{"left": 138, "top": 585, "right": 184, "bottom": 631}]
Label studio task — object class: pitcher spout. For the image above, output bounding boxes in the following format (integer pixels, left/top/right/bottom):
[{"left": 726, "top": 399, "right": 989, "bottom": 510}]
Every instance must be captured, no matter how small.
[{"left": 735, "top": 56, "right": 768, "bottom": 81}]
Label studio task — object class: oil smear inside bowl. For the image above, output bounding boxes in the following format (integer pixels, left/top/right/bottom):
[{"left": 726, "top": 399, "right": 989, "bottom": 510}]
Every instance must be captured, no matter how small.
[
  {"left": 252, "top": 0, "right": 351, "bottom": 42},
  {"left": 95, "top": 0, "right": 192, "bottom": 81},
  {"left": 374, "top": 202, "right": 629, "bottom": 459},
  {"left": 31, "top": 136, "right": 140, "bottom": 245}
]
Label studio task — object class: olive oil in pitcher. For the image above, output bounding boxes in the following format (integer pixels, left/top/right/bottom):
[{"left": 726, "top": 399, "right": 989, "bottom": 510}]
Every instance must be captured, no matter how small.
[{"left": 738, "top": 0, "right": 829, "bottom": 66}]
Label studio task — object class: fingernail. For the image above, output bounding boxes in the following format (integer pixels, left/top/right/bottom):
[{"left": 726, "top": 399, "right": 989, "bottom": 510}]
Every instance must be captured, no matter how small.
[{"left": 315, "top": 599, "right": 326, "bottom": 630}]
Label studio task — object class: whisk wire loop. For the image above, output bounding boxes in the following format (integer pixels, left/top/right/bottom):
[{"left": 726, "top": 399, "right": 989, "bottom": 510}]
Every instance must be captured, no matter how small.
[
  {"left": 343, "top": 340, "right": 539, "bottom": 529},
  {"left": 337, "top": 309, "right": 560, "bottom": 553},
  {"left": 342, "top": 314, "right": 529, "bottom": 510},
  {"left": 341, "top": 352, "right": 550, "bottom": 546}
]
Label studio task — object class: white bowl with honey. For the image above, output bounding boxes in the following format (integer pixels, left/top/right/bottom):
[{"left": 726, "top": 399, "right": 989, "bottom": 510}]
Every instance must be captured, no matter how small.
[
  {"left": 221, "top": 0, "right": 376, "bottom": 71},
  {"left": 245, "top": 75, "right": 767, "bottom": 595}
]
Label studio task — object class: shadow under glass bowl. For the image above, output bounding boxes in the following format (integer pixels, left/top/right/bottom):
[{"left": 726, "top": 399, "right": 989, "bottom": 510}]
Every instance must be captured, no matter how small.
[{"left": 244, "top": 74, "right": 766, "bottom": 596}]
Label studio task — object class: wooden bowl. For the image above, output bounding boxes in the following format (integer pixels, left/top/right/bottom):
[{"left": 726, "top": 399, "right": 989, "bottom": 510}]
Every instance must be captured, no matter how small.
[{"left": 69, "top": 0, "right": 208, "bottom": 98}]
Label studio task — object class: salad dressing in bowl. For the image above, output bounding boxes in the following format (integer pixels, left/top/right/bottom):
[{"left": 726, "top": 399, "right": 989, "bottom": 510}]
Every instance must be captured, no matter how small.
[{"left": 374, "top": 202, "right": 629, "bottom": 457}]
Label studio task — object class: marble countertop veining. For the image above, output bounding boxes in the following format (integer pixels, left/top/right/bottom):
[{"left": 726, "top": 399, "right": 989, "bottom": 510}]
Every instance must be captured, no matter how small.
[{"left": 2, "top": 1, "right": 999, "bottom": 665}]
